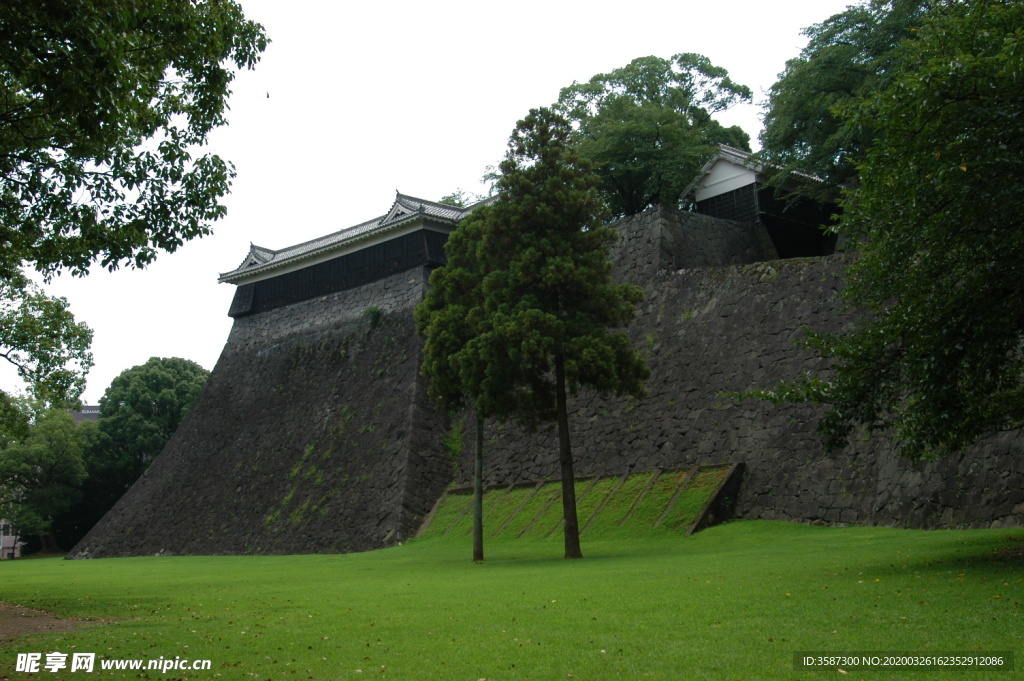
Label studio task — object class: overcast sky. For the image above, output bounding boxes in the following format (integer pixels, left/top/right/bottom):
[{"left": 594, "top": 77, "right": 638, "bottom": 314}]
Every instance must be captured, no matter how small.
[{"left": 12, "top": 0, "right": 855, "bottom": 405}]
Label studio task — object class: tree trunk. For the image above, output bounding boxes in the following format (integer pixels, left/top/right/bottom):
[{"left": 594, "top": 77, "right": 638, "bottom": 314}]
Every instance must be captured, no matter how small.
[
  {"left": 473, "top": 411, "right": 484, "bottom": 562},
  {"left": 555, "top": 351, "right": 583, "bottom": 559}
]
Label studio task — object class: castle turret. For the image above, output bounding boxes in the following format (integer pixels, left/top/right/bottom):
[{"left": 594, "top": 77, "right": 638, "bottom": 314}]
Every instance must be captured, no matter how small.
[{"left": 219, "top": 192, "right": 491, "bottom": 317}]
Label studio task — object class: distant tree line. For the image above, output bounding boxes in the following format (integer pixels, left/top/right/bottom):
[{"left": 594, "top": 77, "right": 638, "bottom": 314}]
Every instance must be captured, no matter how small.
[{"left": 0, "top": 358, "right": 208, "bottom": 553}]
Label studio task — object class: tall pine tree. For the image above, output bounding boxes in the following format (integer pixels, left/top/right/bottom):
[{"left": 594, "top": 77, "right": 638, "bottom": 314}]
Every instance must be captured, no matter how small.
[{"left": 420, "top": 107, "right": 649, "bottom": 559}]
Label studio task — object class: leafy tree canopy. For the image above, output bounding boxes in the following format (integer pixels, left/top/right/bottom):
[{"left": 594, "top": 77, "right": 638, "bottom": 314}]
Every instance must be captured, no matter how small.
[
  {"left": 51, "top": 356, "right": 209, "bottom": 549},
  {"left": 420, "top": 108, "right": 650, "bottom": 559},
  {"left": 478, "top": 108, "right": 650, "bottom": 557},
  {"left": 416, "top": 206, "right": 508, "bottom": 562},
  {"left": 437, "top": 189, "right": 485, "bottom": 208},
  {"left": 555, "top": 53, "right": 752, "bottom": 217},
  {"left": 95, "top": 356, "right": 209, "bottom": 474},
  {"left": 483, "top": 109, "right": 649, "bottom": 417},
  {"left": 758, "top": 0, "right": 930, "bottom": 195},
  {"left": 0, "top": 0, "right": 268, "bottom": 279},
  {"left": 0, "top": 273, "right": 92, "bottom": 435},
  {"left": 418, "top": 205, "right": 508, "bottom": 418},
  {"left": 0, "top": 0, "right": 264, "bottom": 430},
  {"left": 748, "top": 0, "right": 1024, "bottom": 459},
  {"left": 0, "top": 408, "right": 93, "bottom": 551}
]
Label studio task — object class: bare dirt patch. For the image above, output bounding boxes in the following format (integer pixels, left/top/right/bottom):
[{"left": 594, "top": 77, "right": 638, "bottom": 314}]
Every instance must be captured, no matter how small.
[{"left": 0, "top": 603, "right": 101, "bottom": 642}]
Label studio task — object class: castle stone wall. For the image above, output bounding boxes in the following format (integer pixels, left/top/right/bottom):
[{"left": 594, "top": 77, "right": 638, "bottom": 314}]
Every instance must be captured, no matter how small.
[
  {"left": 459, "top": 243, "right": 1024, "bottom": 530},
  {"left": 609, "top": 206, "right": 778, "bottom": 282},
  {"left": 69, "top": 269, "right": 451, "bottom": 558},
  {"left": 71, "top": 208, "right": 1023, "bottom": 559}
]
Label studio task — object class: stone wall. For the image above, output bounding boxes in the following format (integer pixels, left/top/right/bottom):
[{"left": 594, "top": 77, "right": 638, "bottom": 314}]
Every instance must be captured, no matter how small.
[
  {"left": 609, "top": 206, "right": 778, "bottom": 282},
  {"left": 71, "top": 207, "right": 1024, "bottom": 559},
  {"left": 457, "top": 211, "right": 1024, "bottom": 530},
  {"left": 69, "top": 268, "right": 452, "bottom": 558}
]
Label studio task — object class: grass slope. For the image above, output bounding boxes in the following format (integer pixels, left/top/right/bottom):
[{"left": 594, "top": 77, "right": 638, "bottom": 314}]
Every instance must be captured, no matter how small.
[
  {"left": 1, "top": 521, "right": 1021, "bottom": 680},
  {"left": 421, "top": 466, "right": 730, "bottom": 543}
]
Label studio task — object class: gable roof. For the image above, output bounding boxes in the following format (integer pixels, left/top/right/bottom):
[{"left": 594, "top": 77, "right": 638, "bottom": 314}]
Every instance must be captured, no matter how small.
[
  {"left": 219, "top": 192, "right": 493, "bottom": 284},
  {"left": 682, "top": 145, "right": 764, "bottom": 203},
  {"left": 682, "top": 144, "right": 824, "bottom": 203}
]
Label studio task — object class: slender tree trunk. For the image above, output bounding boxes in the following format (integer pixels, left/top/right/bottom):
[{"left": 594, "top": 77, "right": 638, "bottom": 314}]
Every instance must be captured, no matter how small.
[
  {"left": 555, "top": 351, "right": 583, "bottom": 559},
  {"left": 473, "top": 411, "right": 484, "bottom": 562}
]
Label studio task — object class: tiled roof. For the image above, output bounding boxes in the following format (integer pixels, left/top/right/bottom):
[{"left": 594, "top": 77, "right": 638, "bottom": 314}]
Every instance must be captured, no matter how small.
[{"left": 219, "top": 192, "right": 493, "bottom": 283}]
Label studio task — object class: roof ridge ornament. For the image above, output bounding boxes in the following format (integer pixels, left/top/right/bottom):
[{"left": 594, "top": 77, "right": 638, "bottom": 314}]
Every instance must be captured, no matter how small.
[
  {"left": 218, "top": 190, "right": 490, "bottom": 284},
  {"left": 383, "top": 190, "right": 418, "bottom": 225},
  {"left": 237, "top": 244, "right": 273, "bottom": 270}
]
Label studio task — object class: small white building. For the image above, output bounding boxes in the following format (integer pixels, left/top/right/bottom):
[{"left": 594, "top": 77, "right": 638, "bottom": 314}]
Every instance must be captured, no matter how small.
[
  {"left": 686, "top": 144, "right": 839, "bottom": 258},
  {"left": 0, "top": 520, "right": 24, "bottom": 559}
]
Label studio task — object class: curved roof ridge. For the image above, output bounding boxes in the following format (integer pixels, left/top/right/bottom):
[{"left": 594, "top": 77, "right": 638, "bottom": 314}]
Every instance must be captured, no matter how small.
[{"left": 219, "top": 190, "right": 487, "bottom": 284}]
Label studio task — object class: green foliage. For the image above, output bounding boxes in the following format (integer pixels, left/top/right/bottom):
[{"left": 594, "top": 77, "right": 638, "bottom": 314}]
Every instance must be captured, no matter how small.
[
  {"left": 437, "top": 189, "right": 482, "bottom": 208},
  {"left": 480, "top": 107, "right": 650, "bottom": 416},
  {"left": 0, "top": 0, "right": 264, "bottom": 433},
  {"left": 95, "top": 357, "right": 209, "bottom": 468},
  {"left": 418, "top": 108, "right": 649, "bottom": 558},
  {"left": 363, "top": 306, "right": 382, "bottom": 328},
  {"left": 417, "top": 207, "right": 496, "bottom": 416},
  {"left": 334, "top": 405, "right": 354, "bottom": 435},
  {"left": 0, "top": 409, "right": 92, "bottom": 548},
  {"left": 53, "top": 357, "right": 209, "bottom": 547},
  {"left": 0, "top": 0, "right": 268, "bottom": 279},
  {"left": 431, "top": 105, "right": 651, "bottom": 421},
  {"left": 0, "top": 273, "right": 93, "bottom": 436},
  {"left": 751, "top": 0, "right": 1024, "bottom": 459},
  {"left": 758, "top": 0, "right": 929, "bottom": 194},
  {"left": 416, "top": 209, "right": 500, "bottom": 560},
  {"left": 555, "top": 53, "right": 752, "bottom": 217},
  {"left": 480, "top": 107, "right": 650, "bottom": 558}
]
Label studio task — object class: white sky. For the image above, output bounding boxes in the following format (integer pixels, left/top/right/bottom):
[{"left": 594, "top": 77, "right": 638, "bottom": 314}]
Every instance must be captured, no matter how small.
[{"left": 13, "top": 0, "right": 854, "bottom": 404}]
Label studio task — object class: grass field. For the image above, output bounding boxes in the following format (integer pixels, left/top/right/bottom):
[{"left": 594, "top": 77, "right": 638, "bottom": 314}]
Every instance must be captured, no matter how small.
[{"left": 1, "top": 520, "right": 1021, "bottom": 680}]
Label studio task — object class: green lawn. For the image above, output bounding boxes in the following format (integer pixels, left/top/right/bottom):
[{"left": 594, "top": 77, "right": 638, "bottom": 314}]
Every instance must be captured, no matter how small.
[{"left": 1, "top": 521, "right": 1021, "bottom": 680}]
